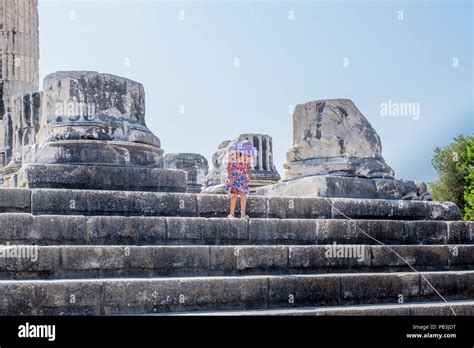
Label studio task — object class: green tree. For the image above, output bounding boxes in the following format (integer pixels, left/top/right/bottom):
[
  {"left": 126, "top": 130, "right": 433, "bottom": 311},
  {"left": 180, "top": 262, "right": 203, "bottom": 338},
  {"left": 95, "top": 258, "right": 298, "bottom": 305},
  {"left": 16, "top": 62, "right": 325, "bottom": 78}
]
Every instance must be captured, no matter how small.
[
  {"left": 430, "top": 135, "right": 474, "bottom": 220},
  {"left": 459, "top": 139, "right": 474, "bottom": 220}
]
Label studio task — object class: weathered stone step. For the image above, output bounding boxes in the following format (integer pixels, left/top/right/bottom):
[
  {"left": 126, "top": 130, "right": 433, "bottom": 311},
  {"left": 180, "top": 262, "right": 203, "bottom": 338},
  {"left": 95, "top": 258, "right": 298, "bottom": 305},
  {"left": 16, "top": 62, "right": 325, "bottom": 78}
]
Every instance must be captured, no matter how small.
[
  {"left": 1, "top": 245, "right": 474, "bottom": 280},
  {"left": 1, "top": 214, "right": 472, "bottom": 246},
  {"left": 0, "top": 188, "right": 461, "bottom": 220},
  {"left": 166, "top": 300, "right": 474, "bottom": 316},
  {"left": 20, "top": 164, "right": 187, "bottom": 192},
  {"left": 0, "top": 271, "right": 472, "bottom": 315},
  {"left": 0, "top": 189, "right": 30, "bottom": 213}
]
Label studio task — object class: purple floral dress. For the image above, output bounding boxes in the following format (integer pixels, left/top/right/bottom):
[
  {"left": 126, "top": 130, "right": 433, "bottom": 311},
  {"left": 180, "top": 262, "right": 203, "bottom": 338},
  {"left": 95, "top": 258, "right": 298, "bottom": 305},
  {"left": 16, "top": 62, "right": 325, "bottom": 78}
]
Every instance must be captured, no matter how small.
[{"left": 225, "top": 161, "right": 250, "bottom": 197}]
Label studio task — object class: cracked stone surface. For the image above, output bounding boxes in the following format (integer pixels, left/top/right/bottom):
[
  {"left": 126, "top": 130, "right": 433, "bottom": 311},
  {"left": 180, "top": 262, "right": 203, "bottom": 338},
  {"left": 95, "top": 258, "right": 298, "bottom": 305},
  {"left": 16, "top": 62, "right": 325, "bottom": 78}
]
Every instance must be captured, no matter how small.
[{"left": 284, "top": 99, "right": 394, "bottom": 180}]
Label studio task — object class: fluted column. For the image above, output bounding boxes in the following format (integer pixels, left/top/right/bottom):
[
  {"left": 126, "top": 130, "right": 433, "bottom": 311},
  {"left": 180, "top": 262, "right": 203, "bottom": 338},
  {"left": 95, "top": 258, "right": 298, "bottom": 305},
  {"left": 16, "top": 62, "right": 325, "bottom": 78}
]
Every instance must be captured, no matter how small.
[
  {"left": 1, "top": 0, "right": 39, "bottom": 93},
  {"left": 12, "top": 97, "right": 22, "bottom": 161},
  {"left": 269, "top": 137, "right": 274, "bottom": 170},
  {"left": 0, "top": 0, "right": 39, "bottom": 180},
  {"left": 265, "top": 136, "right": 271, "bottom": 171}
]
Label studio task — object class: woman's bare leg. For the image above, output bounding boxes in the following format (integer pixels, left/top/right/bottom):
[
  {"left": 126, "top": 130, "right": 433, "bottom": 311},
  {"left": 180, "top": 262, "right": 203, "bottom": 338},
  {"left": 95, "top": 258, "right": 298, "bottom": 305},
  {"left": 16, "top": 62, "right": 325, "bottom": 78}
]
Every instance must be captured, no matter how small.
[
  {"left": 239, "top": 192, "right": 247, "bottom": 217},
  {"left": 229, "top": 189, "right": 238, "bottom": 217}
]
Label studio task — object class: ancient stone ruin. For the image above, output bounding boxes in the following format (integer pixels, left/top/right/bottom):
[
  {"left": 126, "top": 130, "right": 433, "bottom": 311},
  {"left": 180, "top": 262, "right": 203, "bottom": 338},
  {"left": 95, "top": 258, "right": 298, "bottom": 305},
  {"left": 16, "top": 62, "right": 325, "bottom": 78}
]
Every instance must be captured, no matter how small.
[
  {"left": 0, "top": 0, "right": 39, "bottom": 116},
  {"left": 285, "top": 99, "right": 394, "bottom": 180},
  {"left": 0, "top": 1, "right": 472, "bottom": 317},
  {"left": 1, "top": 71, "right": 186, "bottom": 192},
  {"left": 257, "top": 99, "right": 432, "bottom": 201},
  {"left": 0, "top": 0, "right": 40, "bottom": 178},
  {"left": 202, "top": 133, "right": 281, "bottom": 193},
  {"left": 164, "top": 153, "right": 209, "bottom": 193}
]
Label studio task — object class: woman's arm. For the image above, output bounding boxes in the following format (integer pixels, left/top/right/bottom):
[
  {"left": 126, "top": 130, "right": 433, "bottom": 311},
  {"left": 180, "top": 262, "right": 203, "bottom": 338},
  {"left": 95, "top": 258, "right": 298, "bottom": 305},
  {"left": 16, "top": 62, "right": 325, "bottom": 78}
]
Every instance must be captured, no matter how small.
[
  {"left": 246, "top": 161, "right": 251, "bottom": 180},
  {"left": 227, "top": 162, "right": 233, "bottom": 181}
]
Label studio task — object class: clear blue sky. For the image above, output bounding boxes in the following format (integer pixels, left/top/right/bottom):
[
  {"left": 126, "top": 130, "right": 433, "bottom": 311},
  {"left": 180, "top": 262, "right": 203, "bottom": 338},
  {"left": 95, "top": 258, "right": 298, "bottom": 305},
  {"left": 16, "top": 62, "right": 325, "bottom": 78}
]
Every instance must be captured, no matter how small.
[{"left": 38, "top": 0, "right": 473, "bottom": 182}]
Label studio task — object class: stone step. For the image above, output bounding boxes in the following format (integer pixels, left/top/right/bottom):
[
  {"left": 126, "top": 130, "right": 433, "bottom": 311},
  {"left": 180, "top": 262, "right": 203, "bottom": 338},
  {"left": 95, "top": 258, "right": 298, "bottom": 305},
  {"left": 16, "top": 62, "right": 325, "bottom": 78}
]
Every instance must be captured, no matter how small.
[
  {"left": 0, "top": 189, "right": 30, "bottom": 213},
  {"left": 0, "top": 188, "right": 461, "bottom": 220},
  {"left": 0, "top": 271, "right": 472, "bottom": 315},
  {"left": 19, "top": 164, "right": 187, "bottom": 192},
  {"left": 1, "top": 214, "right": 472, "bottom": 246},
  {"left": 1, "top": 245, "right": 474, "bottom": 280},
  {"left": 165, "top": 300, "right": 474, "bottom": 316}
]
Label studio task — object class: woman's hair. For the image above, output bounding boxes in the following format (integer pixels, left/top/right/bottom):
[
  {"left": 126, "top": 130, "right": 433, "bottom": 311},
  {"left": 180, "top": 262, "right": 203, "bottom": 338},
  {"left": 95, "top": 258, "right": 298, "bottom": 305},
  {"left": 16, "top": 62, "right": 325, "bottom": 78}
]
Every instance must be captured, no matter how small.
[{"left": 228, "top": 151, "right": 252, "bottom": 166}]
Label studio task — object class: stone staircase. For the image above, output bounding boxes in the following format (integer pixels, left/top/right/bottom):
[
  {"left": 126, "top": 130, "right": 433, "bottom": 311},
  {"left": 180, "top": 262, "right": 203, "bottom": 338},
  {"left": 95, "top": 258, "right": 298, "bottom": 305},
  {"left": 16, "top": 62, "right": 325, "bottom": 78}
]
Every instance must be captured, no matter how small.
[{"left": 0, "top": 188, "right": 472, "bottom": 316}]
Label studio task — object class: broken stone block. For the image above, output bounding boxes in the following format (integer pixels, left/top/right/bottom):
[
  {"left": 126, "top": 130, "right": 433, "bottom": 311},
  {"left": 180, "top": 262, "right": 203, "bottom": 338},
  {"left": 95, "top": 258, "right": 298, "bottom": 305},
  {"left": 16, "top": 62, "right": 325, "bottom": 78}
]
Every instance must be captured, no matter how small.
[
  {"left": 284, "top": 99, "right": 394, "bottom": 180},
  {"left": 39, "top": 71, "right": 160, "bottom": 147},
  {"left": 164, "top": 153, "right": 209, "bottom": 193},
  {"left": 2, "top": 71, "right": 187, "bottom": 192}
]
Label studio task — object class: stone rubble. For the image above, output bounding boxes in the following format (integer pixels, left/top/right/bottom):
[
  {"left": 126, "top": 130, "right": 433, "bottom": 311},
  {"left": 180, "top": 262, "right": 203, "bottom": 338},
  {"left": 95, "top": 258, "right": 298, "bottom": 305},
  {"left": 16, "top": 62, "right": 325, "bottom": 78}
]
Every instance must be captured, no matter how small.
[{"left": 258, "top": 99, "right": 432, "bottom": 201}]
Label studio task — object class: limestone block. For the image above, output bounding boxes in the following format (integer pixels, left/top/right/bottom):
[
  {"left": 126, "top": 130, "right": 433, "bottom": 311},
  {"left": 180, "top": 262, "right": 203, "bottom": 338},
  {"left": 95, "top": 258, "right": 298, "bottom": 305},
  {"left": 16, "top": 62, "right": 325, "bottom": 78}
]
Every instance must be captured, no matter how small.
[
  {"left": 203, "top": 140, "right": 231, "bottom": 188},
  {"left": 210, "top": 246, "right": 288, "bottom": 273},
  {"left": 404, "top": 221, "right": 448, "bottom": 244},
  {"left": 447, "top": 221, "right": 471, "bottom": 244},
  {"left": 0, "top": 188, "right": 30, "bottom": 212},
  {"left": 0, "top": 213, "right": 33, "bottom": 243},
  {"left": 166, "top": 217, "right": 248, "bottom": 244},
  {"left": 164, "top": 153, "right": 209, "bottom": 193},
  {"left": 197, "top": 194, "right": 268, "bottom": 218},
  {"left": 257, "top": 172, "right": 432, "bottom": 201},
  {"left": 40, "top": 71, "right": 160, "bottom": 147},
  {"left": 61, "top": 246, "right": 126, "bottom": 270},
  {"left": 103, "top": 277, "right": 268, "bottom": 313},
  {"left": 257, "top": 175, "right": 376, "bottom": 198},
  {"left": 19, "top": 164, "right": 185, "bottom": 192},
  {"left": 331, "top": 198, "right": 461, "bottom": 221},
  {"left": 31, "top": 189, "right": 197, "bottom": 216},
  {"left": 288, "top": 246, "right": 371, "bottom": 269},
  {"left": 316, "top": 220, "right": 406, "bottom": 245},
  {"left": 340, "top": 273, "right": 419, "bottom": 304},
  {"left": 420, "top": 272, "right": 473, "bottom": 299},
  {"left": 32, "top": 280, "right": 103, "bottom": 309},
  {"left": 266, "top": 197, "right": 332, "bottom": 219},
  {"left": 87, "top": 216, "right": 167, "bottom": 245},
  {"left": 370, "top": 245, "right": 449, "bottom": 268},
  {"left": 128, "top": 246, "right": 210, "bottom": 271},
  {"left": 268, "top": 275, "right": 340, "bottom": 307},
  {"left": 248, "top": 219, "right": 317, "bottom": 244},
  {"left": 449, "top": 245, "right": 474, "bottom": 266},
  {"left": 284, "top": 99, "right": 394, "bottom": 180},
  {"left": 22, "top": 140, "right": 164, "bottom": 167},
  {"left": 32, "top": 215, "right": 87, "bottom": 244}
]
